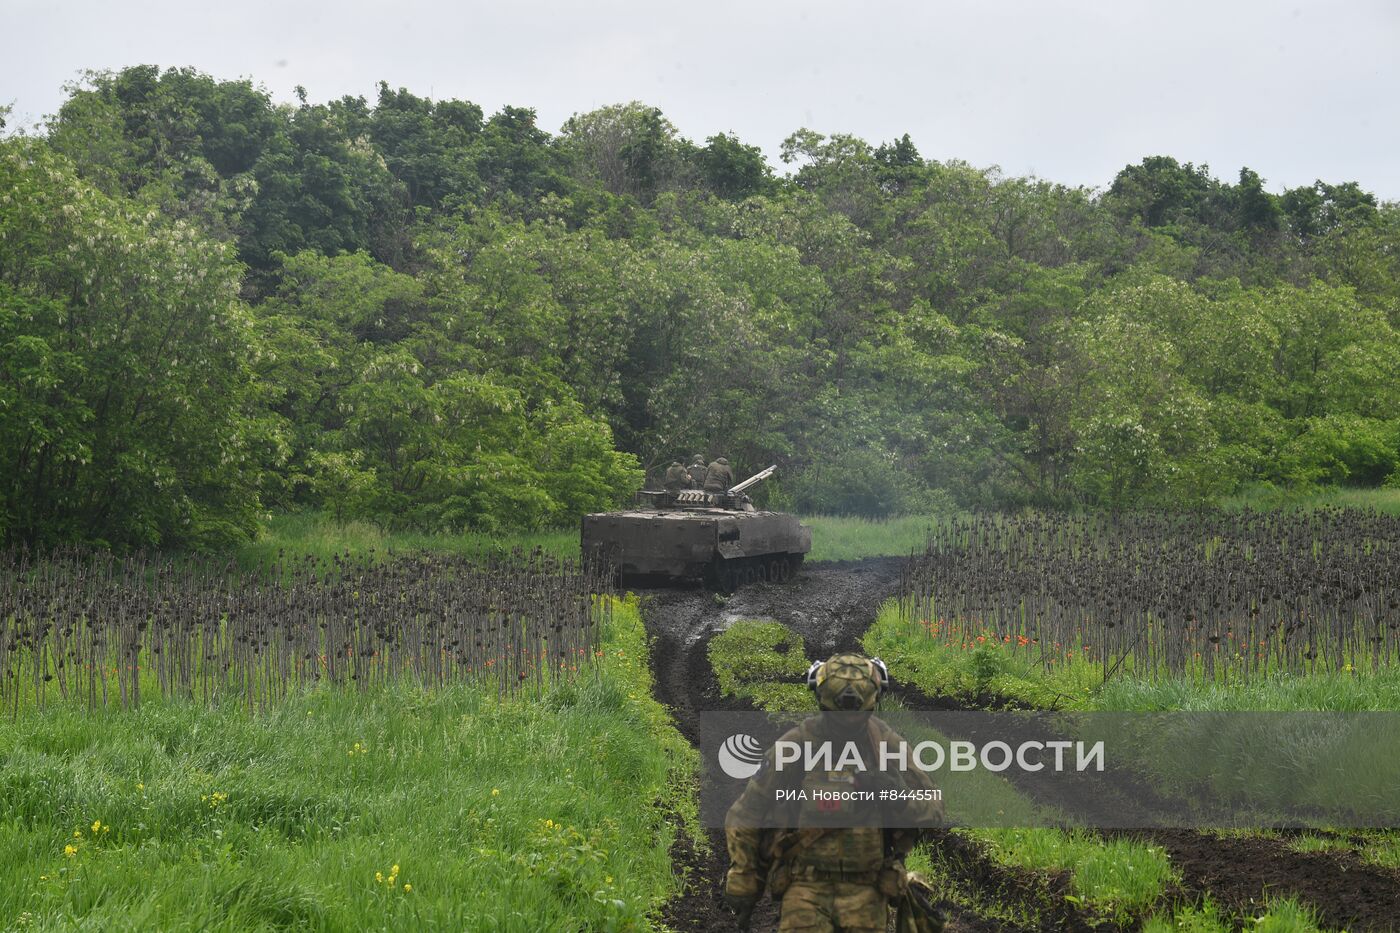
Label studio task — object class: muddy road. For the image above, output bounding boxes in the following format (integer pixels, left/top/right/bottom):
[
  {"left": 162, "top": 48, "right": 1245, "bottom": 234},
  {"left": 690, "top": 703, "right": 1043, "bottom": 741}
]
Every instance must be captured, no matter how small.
[
  {"left": 642, "top": 556, "right": 905, "bottom": 736},
  {"left": 638, "top": 558, "right": 1030, "bottom": 933},
  {"left": 636, "top": 557, "right": 1400, "bottom": 932}
]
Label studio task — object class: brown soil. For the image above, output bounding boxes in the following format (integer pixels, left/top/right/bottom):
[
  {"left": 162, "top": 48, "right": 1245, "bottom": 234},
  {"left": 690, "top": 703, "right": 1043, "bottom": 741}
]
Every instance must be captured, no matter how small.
[{"left": 1120, "top": 829, "right": 1400, "bottom": 931}]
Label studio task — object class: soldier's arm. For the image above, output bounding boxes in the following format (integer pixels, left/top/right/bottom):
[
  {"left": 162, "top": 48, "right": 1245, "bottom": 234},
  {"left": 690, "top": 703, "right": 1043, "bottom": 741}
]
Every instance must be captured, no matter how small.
[{"left": 723, "top": 731, "right": 800, "bottom": 896}]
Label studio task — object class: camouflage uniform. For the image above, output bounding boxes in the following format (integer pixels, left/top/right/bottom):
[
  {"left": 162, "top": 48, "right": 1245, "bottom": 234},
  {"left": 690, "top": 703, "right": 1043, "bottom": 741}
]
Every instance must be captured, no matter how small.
[
  {"left": 703, "top": 457, "right": 735, "bottom": 492},
  {"left": 687, "top": 455, "right": 708, "bottom": 488},
  {"left": 664, "top": 461, "right": 693, "bottom": 492},
  {"left": 724, "top": 655, "right": 944, "bottom": 932}
]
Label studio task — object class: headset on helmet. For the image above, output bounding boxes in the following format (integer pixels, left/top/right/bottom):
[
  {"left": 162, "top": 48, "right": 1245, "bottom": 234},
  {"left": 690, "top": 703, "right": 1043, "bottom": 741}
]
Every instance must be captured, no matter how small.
[{"left": 805, "top": 655, "right": 890, "bottom": 698}]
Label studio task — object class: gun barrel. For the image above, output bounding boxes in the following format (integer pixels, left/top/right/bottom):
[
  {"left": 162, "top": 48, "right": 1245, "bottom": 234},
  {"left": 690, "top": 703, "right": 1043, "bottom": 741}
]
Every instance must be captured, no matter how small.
[{"left": 728, "top": 465, "right": 777, "bottom": 495}]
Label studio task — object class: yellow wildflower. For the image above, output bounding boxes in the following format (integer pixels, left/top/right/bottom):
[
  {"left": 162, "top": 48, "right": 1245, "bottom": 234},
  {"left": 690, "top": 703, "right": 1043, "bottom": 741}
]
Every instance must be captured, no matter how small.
[
  {"left": 391, "top": 864, "right": 399, "bottom": 874},
  {"left": 136, "top": 783, "right": 144, "bottom": 791},
  {"left": 91, "top": 820, "right": 101, "bottom": 833},
  {"left": 375, "top": 872, "right": 384, "bottom": 883},
  {"left": 64, "top": 845, "right": 77, "bottom": 858},
  {"left": 491, "top": 788, "right": 500, "bottom": 797},
  {"left": 403, "top": 883, "right": 412, "bottom": 893},
  {"left": 73, "top": 830, "right": 81, "bottom": 838}
]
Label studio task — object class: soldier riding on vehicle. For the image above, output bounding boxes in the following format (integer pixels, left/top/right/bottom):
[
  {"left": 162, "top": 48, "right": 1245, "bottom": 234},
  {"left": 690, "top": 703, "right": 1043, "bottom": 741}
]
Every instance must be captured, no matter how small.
[
  {"left": 687, "top": 454, "right": 708, "bottom": 488},
  {"left": 664, "top": 460, "right": 694, "bottom": 492},
  {"left": 581, "top": 462, "right": 811, "bottom": 589},
  {"left": 703, "top": 456, "right": 735, "bottom": 492}
]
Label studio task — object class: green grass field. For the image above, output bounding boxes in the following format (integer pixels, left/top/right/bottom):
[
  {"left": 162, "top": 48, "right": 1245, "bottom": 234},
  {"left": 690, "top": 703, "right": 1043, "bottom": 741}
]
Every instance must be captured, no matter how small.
[
  {"left": 1221, "top": 485, "right": 1400, "bottom": 515},
  {"left": 234, "top": 510, "right": 939, "bottom": 570},
  {"left": 241, "top": 487, "right": 1400, "bottom": 571},
  {"left": 0, "top": 598, "right": 697, "bottom": 932},
  {"left": 236, "top": 512, "right": 581, "bottom": 568}
]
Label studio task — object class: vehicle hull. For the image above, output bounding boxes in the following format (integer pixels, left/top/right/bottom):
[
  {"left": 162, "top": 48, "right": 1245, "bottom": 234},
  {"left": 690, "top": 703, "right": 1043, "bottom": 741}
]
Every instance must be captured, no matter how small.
[{"left": 581, "top": 508, "right": 812, "bottom": 588}]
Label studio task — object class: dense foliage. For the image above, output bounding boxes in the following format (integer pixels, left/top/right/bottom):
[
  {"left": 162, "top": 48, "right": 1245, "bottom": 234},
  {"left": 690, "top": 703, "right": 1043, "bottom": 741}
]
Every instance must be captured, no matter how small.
[{"left": 3, "top": 66, "right": 1399, "bottom": 546}]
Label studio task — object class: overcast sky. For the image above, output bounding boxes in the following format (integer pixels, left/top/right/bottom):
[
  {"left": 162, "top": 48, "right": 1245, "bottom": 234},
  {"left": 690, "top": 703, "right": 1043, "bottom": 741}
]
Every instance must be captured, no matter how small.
[{"left": 4, "top": 0, "right": 1398, "bottom": 199}]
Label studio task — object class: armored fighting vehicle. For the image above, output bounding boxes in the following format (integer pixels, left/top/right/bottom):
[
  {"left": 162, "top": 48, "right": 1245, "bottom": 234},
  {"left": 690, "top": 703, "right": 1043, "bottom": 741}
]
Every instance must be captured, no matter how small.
[{"left": 582, "top": 465, "right": 811, "bottom": 590}]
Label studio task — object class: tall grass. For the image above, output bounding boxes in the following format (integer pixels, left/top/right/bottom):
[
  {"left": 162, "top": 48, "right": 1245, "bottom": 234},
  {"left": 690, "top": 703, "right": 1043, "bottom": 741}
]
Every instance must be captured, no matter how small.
[
  {"left": 802, "top": 514, "right": 941, "bottom": 563},
  {"left": 1222, "top": 485, "right": 1400, "bottom": 515},
  {"left": 236, "top": 512, "right": 581, "bottom": 567},
  {"left": 0, "top": 598, "right": 698, "bottom": 932}
]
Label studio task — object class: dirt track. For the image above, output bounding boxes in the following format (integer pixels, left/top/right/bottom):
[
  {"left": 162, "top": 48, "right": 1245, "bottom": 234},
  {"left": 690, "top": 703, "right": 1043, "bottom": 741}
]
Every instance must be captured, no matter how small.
[
  {"left": 640, "top": 558, "right": 907, "bottom": 932},
  {"left": 637, "top": 557, "right": 1400, "bottom": 932}
]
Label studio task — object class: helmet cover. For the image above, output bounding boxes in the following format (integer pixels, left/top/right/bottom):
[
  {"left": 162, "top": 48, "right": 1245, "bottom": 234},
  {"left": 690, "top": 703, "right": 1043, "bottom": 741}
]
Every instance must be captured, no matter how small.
[{"left": 808, "top": 653, "right": 886, "bottom": 711}]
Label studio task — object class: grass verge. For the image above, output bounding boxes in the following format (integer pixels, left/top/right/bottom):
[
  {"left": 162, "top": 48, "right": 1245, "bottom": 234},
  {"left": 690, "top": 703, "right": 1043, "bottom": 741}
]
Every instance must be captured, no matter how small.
[
  {"left": 863, "top": 600, "right": 1103, "bottom": 709},
  {"left": 0, "top": 597, "right": 696, "bottom": 932},
  {"left": 706, "top": 621, "right": 812, "bottom": 711}
]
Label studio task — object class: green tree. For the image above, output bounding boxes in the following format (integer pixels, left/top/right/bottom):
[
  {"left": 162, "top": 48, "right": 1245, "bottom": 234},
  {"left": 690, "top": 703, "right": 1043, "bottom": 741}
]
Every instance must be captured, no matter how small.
[
  {"left": 0, "top": 139, "right": 270, "bottom": 547},
  {"left": 694, "top": 132, "right": 773, "bottom": 200},
  {"left": 560, "top": 103, "right": 696, "bottom": 204}
]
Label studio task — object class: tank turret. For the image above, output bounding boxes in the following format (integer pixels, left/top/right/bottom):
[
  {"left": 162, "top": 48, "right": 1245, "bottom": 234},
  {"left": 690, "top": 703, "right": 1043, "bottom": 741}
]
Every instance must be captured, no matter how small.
[{"left": 635, "top": 464, "right": 777, "bottom": 512}]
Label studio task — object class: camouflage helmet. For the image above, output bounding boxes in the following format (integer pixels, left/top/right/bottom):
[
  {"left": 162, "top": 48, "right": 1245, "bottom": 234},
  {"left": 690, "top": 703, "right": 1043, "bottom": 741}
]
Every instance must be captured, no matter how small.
[
  {"left": 691, "top": 454, "right": 705, "bottom": 464},
  {"left": 806, "top": 653, "right": 889, "bottom": 711},
  {"left": 717, "top": 457, "right": 729, "bottom": 465}
]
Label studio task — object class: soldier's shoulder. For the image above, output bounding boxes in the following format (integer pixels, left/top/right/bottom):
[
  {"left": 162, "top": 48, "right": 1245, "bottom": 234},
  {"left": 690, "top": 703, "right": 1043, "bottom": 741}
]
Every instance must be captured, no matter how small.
[
  {"left": 779, "top": 719, "right": 815, "bottom": 743},
  {"left": 869, "top": 715, "right": 911, "bottom": 742}
]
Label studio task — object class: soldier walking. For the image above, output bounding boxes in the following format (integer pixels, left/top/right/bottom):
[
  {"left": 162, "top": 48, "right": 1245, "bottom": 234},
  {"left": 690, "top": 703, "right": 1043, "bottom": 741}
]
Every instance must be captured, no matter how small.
[{"left": 723, "top": 654, "right": 944, "bottom": 932}]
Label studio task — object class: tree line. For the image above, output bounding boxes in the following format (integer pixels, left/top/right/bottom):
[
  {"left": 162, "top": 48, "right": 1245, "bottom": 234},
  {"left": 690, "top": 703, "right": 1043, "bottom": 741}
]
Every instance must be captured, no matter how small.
[{"left": 2, "top": 65, "right": 1397, "bottom": 548}]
